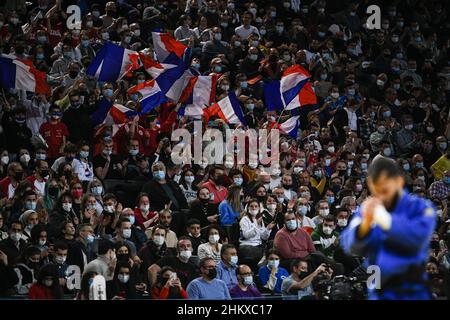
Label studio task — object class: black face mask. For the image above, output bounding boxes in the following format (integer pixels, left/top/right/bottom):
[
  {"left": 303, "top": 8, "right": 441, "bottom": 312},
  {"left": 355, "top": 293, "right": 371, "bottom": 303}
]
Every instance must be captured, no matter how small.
[
  {"left": 64, "top": 170, "right": 72, "bottom": 179},
  {"left": 117, "top": 253, "right": 130, "bottom": 262},
  {"left": 200, "top": 198, "right": 209, "bottom": 204},
  {"left": 205, "top": 268, "right": 217, "bottom": 279},
  {"left": 215, "top": 175, "right": 224, "bottom": 186},
  {"left": 40, "top": 169, "right": 49, "bottom": 177},
  {"left": 15, "top": 171, "right": 24, "bottom": 181},
  {"left": 48, "top": 187, "right": 59, "bottom": 197},
  {"left": 282, "top": 183, "right": 292, "bottom": 190},
  {"left": 69, "top": 70, "right": 78, "bottom": 79},
  {"left": 430, "top": 240, "right": 440, "bottom": 250},
  {"left": 28, "top": 261, "right": 40, "bottom": 270},
  {"left": 256, "top": 195, "right": 266, "bottom": 203},
  {"left": 299, "top": 271, "right": 309, "bottom": 279}
]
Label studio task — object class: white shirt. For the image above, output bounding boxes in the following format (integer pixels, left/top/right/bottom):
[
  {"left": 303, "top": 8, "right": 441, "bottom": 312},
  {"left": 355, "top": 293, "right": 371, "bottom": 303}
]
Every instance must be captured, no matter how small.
[
  {"left": 345, "top": 107, "right": 358, "bottom": 131},
  {"left": 197, "top": 242, "right": 222, "bottom": 263},
  {"left": 34, "top": 179, "right": 46, "bottom": 196},
  {"left": 239, "top": 215, "right": 271, "bottom": 246},
  {"left": 73, "top": 158, "right": 94, "bottom": 182},
  {"left": 234, "top": 25, "right": 260, "bottom": 40}
]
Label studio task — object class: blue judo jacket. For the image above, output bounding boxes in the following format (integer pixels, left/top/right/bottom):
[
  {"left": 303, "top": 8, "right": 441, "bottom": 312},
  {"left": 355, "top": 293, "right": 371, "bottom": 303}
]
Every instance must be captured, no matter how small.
[{"left": 341, "top": 190, "right": 436, "bottom": 300}]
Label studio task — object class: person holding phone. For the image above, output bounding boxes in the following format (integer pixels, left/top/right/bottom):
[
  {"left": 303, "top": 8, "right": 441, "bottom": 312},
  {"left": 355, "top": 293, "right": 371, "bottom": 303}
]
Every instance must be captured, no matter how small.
[{"left": 238, "top": 199, "right": 275, "bottom": 271}]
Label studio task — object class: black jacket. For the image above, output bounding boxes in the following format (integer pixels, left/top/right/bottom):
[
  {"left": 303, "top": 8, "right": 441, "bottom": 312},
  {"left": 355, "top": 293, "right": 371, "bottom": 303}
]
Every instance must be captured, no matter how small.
[{"left": 141, "top": 179, "right": 188, "bottom": 212}]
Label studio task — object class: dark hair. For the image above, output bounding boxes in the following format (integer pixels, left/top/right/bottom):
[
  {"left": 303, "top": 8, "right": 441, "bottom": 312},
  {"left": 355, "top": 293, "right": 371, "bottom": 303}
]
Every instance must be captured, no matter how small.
[
  {"left": 220, "top": 244, "right": 236, "bottom": 258},
  {"left": 19, "top": 245, "right": 41, "bottom": 264},
  {"left": 78, "top": 271, "right": 97, "bottom": 300},
  {"left": 199, "top": 257, "right": 215, "bottom": 268},
  {"left": 117, "top": 218, "right": 131, "bottom": 229},
  {"left": 30, "top": 224, "right": 47, "bottom": 244},
  {"left": 97, "top": 239, "right": 114, "bottom": 255},
  {"left": 54, "top": 241, "right": 69, "bottom": 251},
  {"left": 36, "top": 264, "right": 63, "bottom": 299},
  {"left": 368, "top": 157, "right": 402, "bottom": 182},
  {"left": 187, "top": 219, "right": 201, "bottom": 227},
  {"left": 265, "top": 248, "right": 280, "bottom": 259},
  {"left": 290, "top": 258, "right": 307, "bottom": 272},
  {"left": 323, "top": 215, "right": 336, "bottom": 224}
]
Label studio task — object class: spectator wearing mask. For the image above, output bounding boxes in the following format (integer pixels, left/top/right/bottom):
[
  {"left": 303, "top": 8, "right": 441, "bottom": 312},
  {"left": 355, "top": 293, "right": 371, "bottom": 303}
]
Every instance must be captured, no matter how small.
[
  {"left": 29, "top": 264, "right": 63, "bottom": 300},
  {"left": 216, "top": 244, "right": 239, "bottom": 290},
  {"left": 109, "top": 261, "right": 138, "bottom": 300},
  {"left": 311, "top": 215, "right": 340, "bottom": 260},
  {"left": 239, "top": 199, "right": 274, "bottom": 271},
  {"left": 273, "top": 212, "right": 315, "bottom": 269},
  {"left": 83, "top": 239, "right": 117, "bottom": 281},
  {"left": 0, "top": 221, "right": 27, "bottom": 265},
  {"left": 148, "top": 237, "right": 198, "bottom": 289},
  {"left": 230, "top": 264, "right": 262, "bottom": 298},
  {"left": 197, "top": 225, "right": 222, "bottom": 263},
  {"left": 281, "top": 259, "right": 331, "bottom": 300},
  {"left": 13, "top": 245, "right": 41, "bottom": 295},
  {"left": 141, "top": 162, "right": 188, "bottom": 212},
  {"left": 218, "top": 185, "right": 242, "bottom": 242},
  {"left": 202, "top": 166, "right": 228, "bottom": 205},
  {"left": 186, "top": 257, "right": 231, "bottom": 300},
  {"left": 39, "top": 105, "right": 68, "bottom": 162},
  {"left": 133, "top": 193, "right": 158, "bottom": 231},
  {"left": 258, "top": 249, "right": 289, "bottom": 294},
  {"left": 185, "top": 219, "right": 205, "bottom": 255},
  {"left": 0, "top": 162, "right": 24, "bottom": 200}
]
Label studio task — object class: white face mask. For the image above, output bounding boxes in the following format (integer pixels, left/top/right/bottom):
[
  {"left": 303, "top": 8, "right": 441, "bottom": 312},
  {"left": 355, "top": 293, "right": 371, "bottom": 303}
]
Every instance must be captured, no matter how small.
[
  {"left": 293, "top": 167, "right": 302, "bottom": 174},
  {"left": 1, "top": 156, "right": 9, "bottom": 165},
  {"left": 118, "top": 274, "right": 130, "bottom": 283},
  {"left": 248, "top": 162, "right": 258, "bottom": 169},
  {"left": 184, "top": 176, "right": 195, "bottom": 184},
  {"left": 179, "top": 250, "right": 192, "bottom": 260},
  {"left": 140, "top": 204, "right": 150, "bottom": 212},
  {"left": 267, "top": 259, "right": 279, "bottom": 269},
  {"left": 153, "top": 235, "right": 165, "bottom": 246},
  {"left": 319, "top": 209, "right": 329, "bottom": 217},
  {"left": 122, "top": 229, "right": 132, "bottom": 239},
  {"left": 55, "top": 255, "right": 66, "bottom": 264},
  {"left": 209, "top": 234, "right": 220, "bottom": 244},
  {"left": 105, "top": 205, "right": 115, "bottom": 213},
  {"left": 267, "top": 204, "right": 277, "bottom": 213},
  {"left": 249, "top": 209, "right": 259, "bottom": 216},
  {"left": 323, "top": 226, "right": 333, "bottom": 235},
  {"left": 62, "top": 203, "right": 72, "bottom": 212},
  {"left": 337, "top": 219, "right": 348, "bottom": 227}
]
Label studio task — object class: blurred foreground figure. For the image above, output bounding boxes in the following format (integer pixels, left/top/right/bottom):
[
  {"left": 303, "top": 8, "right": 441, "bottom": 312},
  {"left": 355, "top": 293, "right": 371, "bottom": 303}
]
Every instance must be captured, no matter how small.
[{"left": 341, "top": 157, "right": 435, "bottom": 300}]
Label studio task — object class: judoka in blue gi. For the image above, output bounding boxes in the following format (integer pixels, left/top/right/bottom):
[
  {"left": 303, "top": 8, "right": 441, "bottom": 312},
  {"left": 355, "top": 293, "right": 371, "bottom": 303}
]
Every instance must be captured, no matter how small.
[{"left": 341, "top": 157, "right": 436, "bottom": 300}]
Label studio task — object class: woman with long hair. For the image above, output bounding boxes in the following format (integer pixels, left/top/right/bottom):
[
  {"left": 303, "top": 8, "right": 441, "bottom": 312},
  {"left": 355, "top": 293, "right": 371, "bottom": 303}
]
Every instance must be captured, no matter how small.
[
  {"left": 189, "top": 187, "right": 218, "bottom": 227},
  {"left": 76, "top": 271, "right": 98, "bottom": 300},
  {"left": 218, "top": 185, "right": 243, "bottom": 243}
]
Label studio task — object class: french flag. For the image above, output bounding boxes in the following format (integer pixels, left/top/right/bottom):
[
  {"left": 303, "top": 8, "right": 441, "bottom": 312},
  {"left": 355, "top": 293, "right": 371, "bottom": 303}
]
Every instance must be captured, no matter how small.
[
  {"left": 0, "top": 54, "right": 50, "bottom": 93},
  {"left": 179, "top": 75, "right": 218, "bottom": 117},
  {"left": 203, "top": 91, "right": 247, "bottom": 127},
  {"left": 152, "top": 31, "right": 188, "bottom": 62},
  {"left": 86, "top": 42, "right": 139, "bottom": 82},
  {"left": 128, "top": 79, "right": 167, "bottom": 114},
  {"left": 91, "top": 98, "right": 137, "bottom": 127},
  {"left": 264, "top": 64, "right": 317, "bottom": 111},
  {"left": 138, "top": 52, "right": 176, "bottom": 79},
  {"left": 271, "top": 116, "right": 300, "bottom": 138}
]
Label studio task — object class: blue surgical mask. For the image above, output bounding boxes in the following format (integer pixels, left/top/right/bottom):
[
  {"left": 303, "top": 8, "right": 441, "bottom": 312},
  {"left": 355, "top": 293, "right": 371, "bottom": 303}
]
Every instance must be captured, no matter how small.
[
  {"left": 36, "top": 53, "right": 45, "bottom": 60},
  {"left": 240, "top": 81, "right": 248, "bottom": 89},
  {"left": 243, "top": 275, "right": 253, "bottom": 286},
  {"left": 153, "top": 170, "right": 165, "bottom": 180},
  {"left": 81, "top": 39, "right": 90, "bottom": 47},
  {"left": 92, "top": 186, "right": 103, "bottom": 196},
  {"left": 129, "top": 149, "right": 139, "bottom": 156},
  {"left": 103, "top": 89, "right": 113, "bottom": 97},
  {"left": 214, "top": 66, "right": 222, "bottom": 73},
  {"left": 80, "top": 151, "right": 89, "bottom": 158},
  {"left": 25, "top": 201, "right": 37, "bottom": 210},
  {"left": 327, "top": 196, "right": 335, "bottom": 205},
  {"left": 233, "top": 177, "right": 243, "bottom": 186},
  {"left": 415, "top": 162, "right": 424, "bottom": 169},
  {"left": 298, "top": 205, "right": 308, "bottom": 216},
  {"left": 383, "top": 110, "right": 391, "bottom": 118},
  {"left": 286, "top": 219, "right": 298, "bottom": 230},
  {"left": 128, "top": 215, "right": 135, "bottom": 225},
  {"left": 246, "top": 103, "right": 255, "bottom": 111}
]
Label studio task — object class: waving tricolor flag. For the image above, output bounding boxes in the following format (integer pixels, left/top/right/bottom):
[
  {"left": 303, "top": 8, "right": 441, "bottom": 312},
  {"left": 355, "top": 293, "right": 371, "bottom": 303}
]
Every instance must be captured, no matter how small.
[
  {"left": 127, "top": 53, "right": 190, "bottom": 113},
  {"left": 270, "top": 116, "right": 301, "bottom": 138},
  {"left": 179, "top": 75, "right": 218, "bottom": 117},
  {"left": 264, "top": 64, "right": 317, "bottom": 111},
  {"left": 91, "top": 98, "right": 137, "bottom": 127},
  {"left": 128, "top": 79, "right": 167, "bottom": 114},
  {"left": 203, "top": 91, "right": 247, "bottom": 127},
  {"left": 138, "top": 52, "right": 176, "bottom": 79},
  {"left": 152, "top": 31, "right": 188, "bottom": 62},
  {"left": 0, "top": 54, "right": 50, "bottom": 93},
  {"left": 86, "top": 42, "right": 139, "bottom": 82}
]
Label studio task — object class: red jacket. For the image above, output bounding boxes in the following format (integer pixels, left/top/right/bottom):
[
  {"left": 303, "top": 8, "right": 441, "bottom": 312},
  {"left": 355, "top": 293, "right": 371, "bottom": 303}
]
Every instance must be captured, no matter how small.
[
  {"left": 134, "top": 207, "right": 159, "bottom": 230},
  {"left": 0, "top": 177, "right": 12, "bottom": 199},
  {"left": 29, "top": 283, "right": 56, "bottom": 300}
]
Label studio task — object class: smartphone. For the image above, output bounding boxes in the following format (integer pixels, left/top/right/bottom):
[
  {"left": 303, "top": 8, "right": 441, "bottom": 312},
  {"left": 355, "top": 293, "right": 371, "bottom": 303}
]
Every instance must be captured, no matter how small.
[{"left": 170, "top": 272, "right": 177, "bottom": 281}]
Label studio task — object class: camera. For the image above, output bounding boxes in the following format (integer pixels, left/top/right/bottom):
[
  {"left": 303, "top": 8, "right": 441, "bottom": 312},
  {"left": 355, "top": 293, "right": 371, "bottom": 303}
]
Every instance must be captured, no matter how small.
[{"left": 313, "top": 275, "right": 367, "bottom": 300}]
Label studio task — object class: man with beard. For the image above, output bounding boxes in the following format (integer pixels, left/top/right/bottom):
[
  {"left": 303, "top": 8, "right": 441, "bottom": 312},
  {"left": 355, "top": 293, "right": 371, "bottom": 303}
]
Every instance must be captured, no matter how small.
[{"left": 341, "top": 157, "right": 435, "bottom": 300}]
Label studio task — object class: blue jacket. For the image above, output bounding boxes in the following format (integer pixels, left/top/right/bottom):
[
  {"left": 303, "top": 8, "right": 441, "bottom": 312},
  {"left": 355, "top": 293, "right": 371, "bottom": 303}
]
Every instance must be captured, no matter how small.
[
  {"left": 341, "top": 190, "right": 436, "bottom": 300},
  {"left": 219, "top": 200, "right": 240, "bottom": 226},
  {"left": 258, "top": 265, "right": 289, "bottom": 294}
]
